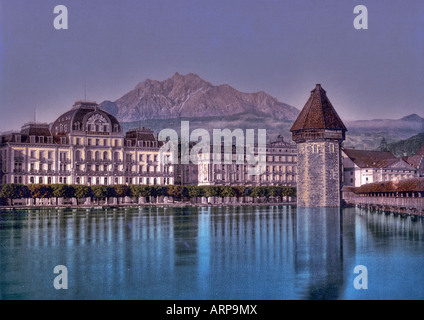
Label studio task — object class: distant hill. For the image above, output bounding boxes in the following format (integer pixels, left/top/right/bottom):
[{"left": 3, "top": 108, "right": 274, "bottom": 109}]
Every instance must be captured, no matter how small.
[
  {"left": 386, "top": 132, "right": 424, "bottom": 157},
  {"left": 343, "top": 114, "right": 424, "bottom": 151},
  {"left": 100, "top": 72, "right": 300, "bottom": 122}
]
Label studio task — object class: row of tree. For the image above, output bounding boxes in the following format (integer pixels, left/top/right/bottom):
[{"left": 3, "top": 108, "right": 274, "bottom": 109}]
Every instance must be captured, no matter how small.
[{"left": 0, "top": 183, "right": 296, "bottom": 206}]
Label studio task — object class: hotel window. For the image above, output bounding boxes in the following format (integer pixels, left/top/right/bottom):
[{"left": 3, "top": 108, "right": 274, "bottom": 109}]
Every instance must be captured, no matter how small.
[
  {"left": 88, "top": 139, "right": 91, "bottom": 146},
  {"left": 96, "top": 139, "right": 100, "bottom": 146}
]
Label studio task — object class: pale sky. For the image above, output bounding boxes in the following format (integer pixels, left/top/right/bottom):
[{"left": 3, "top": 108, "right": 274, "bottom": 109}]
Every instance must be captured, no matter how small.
[{"left": 1, "top": 0, "right": 423, "bottom": 131}]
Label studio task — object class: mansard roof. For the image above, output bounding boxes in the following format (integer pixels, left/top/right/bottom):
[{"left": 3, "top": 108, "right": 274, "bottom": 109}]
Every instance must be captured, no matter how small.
[
  {"left": 51, "top": 101, "right": 122, "bottom": 142},
  {"left": 290, "top": 84, "right": 347, "bottom": 132}
]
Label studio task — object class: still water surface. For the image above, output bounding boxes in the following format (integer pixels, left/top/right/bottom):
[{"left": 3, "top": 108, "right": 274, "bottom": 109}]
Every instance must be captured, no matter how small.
[{"left": 1, "top": 205, "right": 423, "bottom": 300}]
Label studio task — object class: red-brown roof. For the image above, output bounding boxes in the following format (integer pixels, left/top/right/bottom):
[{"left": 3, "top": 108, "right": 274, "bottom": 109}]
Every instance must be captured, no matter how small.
[
  {"left": 416, "top": 143, "right": 424, "bottom": 156},
  {"left": 402, "top": 154, "right": 424, "bottom": 169},
  {"left": 343, "top": 148, "right": 397, "bottom": 168},
  {"left": 353, "top": 178, "right": 424, "bottom": 193},
  {"left": 290, "top": 84, "right": 347, "bottom": 132}
]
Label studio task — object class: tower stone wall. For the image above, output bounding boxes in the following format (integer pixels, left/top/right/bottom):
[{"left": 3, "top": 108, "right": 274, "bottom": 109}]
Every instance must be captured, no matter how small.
[{"left": 296, "top": 140, "right": 342, "bottom": 207}]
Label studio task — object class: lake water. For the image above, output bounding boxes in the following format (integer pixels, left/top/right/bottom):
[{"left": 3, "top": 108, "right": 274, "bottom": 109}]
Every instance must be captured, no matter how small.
[{"left": 1, "top": 205, "right": 423, "bottom": 300}]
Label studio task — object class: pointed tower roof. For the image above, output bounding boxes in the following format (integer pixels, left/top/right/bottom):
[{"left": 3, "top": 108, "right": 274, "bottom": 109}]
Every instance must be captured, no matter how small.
[{"left": 290, "top": 84, "right": 347, "bottom": 132}]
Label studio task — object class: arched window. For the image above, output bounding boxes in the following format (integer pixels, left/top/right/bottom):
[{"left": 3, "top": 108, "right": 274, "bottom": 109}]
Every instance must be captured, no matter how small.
[
  {"left": 86, "top": 151, "right": 92, "bottom": 161},
  {"left": 95, "top": 151, "right": 100, "bottom": 161},
  {"left": 103, "top": 151, "right": 108, "bottom": 160}
]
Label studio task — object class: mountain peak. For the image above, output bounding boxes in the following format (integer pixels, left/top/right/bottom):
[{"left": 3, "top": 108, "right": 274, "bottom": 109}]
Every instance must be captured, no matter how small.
[{"left": 101, "top": 73, "right": 300, "bottom": 123}]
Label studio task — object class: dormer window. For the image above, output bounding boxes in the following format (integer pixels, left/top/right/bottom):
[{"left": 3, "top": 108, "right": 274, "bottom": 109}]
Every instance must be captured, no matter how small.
[
  {"left": 60, "top": 137, "right": 66, "bottom": 144},
  {"left": 39, "top": 136, "right": 44, "bottom": 143},
  {"left": 15, "top": 135, "right": 21, "bottom": 143},
  {"left": 30, "top": 136, "right": 35, "bottom": 143},
  {"left": 74, "top": 122, "right": 80, "bottom": 131}
]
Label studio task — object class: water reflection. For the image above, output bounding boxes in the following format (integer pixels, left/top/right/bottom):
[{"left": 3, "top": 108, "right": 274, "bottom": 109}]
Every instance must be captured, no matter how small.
[
  {"left": 0, "top": 206, "right": 423, "bottom": 299},
  {"left": 294, "top": 208, "right": 345, "bottom": 299}
]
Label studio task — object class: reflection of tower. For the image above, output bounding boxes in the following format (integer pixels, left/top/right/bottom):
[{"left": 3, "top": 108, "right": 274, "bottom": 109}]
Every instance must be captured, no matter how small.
[
  {"left": 294, "top": 207, "right": 344, "bottom": 299},
  {"left": 291, "top": 84, "right": 347, "bottom": 207}
]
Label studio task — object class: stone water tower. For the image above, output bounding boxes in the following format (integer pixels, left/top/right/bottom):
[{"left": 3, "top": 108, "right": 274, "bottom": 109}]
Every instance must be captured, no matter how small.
[{"left": 290, "top": 84, "right": 347, "bottom": 207}]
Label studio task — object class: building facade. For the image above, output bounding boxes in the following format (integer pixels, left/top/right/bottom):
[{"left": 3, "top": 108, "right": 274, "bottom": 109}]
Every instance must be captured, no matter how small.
[
  {"left": 195, "top": 135, "right": 297, "bottom": 186},
  {"left": 291, "top": 84, "right": 347, "bottom": 207},
  {"left": 0, "top": 101, "right": 174, "bottom": 186},
  {"left": 343, "top": 148, "right": 419, "bottom": 187}
]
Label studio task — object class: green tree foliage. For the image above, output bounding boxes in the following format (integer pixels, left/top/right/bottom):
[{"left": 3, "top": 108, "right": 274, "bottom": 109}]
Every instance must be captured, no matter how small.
[
  {"left": 0, "top": 182, "right": 296, "bottom": 206},
  {"left": 0, "top": 184, "right": 30, "bottom": 205},
  {"left": 166, "top": 185, "right": 187, "bottom": 200},
  {"left": 74, "top": 185, "right": 93, "bottom": 199},
  {"left": 113, "top": 185, "right": 130, "bottom": 198},
  {"left": 186, "top": 185, "right": 205, "bottom": 198},
  {"left": 52, "top": 184, "right": 75, "bottom": 199},
  {"left": 220, "top": 186, "right": 235, "bottom": 197},
  {"left": 91, "top": 185, "right": 110, "bottom": 200},
  {"left": 204, "top": 186, "right": 221, "bottom": 197},
  {"left": 232, "top": 186, "right": 246, "bottom": 198},
  {"left": 250, "top": 186, "right": 269, "bottom": 198},
  {"left": 130, "top": 185, "right": 153, "bottom": 198},
  {"left": 154, "top": 186, "right": 168, "bottom": 197},
  {"left": 28, "top": 184, "right": 53, "bottom": 199}
]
